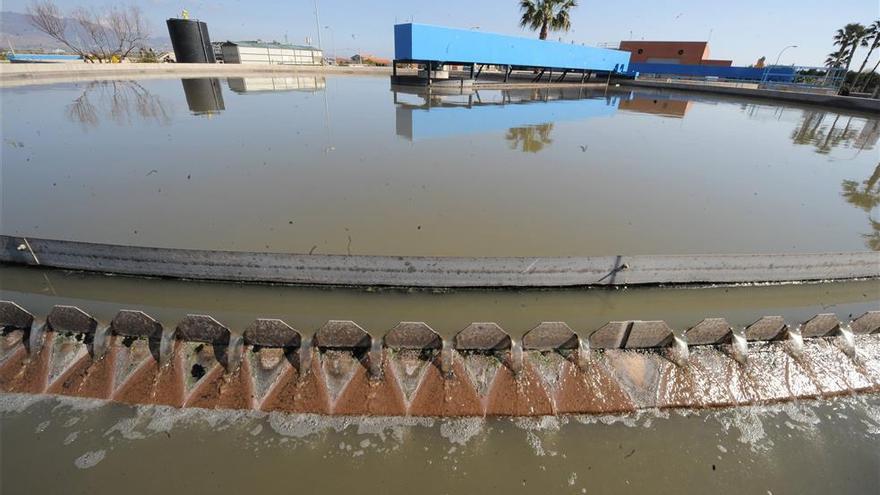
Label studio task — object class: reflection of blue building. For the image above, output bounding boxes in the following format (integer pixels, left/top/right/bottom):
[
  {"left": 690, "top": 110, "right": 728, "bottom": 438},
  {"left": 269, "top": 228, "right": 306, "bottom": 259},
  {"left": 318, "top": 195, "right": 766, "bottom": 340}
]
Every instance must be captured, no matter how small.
[{"left": 394, "top": 88, "right": 621, "bottom": 140}]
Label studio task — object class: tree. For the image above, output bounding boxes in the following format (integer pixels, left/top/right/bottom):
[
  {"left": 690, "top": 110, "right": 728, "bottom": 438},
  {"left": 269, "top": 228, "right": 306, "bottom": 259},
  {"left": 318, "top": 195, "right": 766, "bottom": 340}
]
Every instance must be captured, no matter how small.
[
  {"left": 853, "top": 20, "right": 880, "bottom": 90},
  {"left": 519, "top": 0, "right": 578, "bottom": 40},
  {"left": 859, "top": 57, "right": 880, "bottom": 92},
  {"left": 834, "top": 23, "right": 870, "bottom": 73},
  {"left": 27, "top": 1, "right": 150, "bottom": 63},
  {"left": 854, "top": 21, "right": 880, "bottom": 74},
  {"left": 825, "top": 47, "right": 849, "bottom": 68}
]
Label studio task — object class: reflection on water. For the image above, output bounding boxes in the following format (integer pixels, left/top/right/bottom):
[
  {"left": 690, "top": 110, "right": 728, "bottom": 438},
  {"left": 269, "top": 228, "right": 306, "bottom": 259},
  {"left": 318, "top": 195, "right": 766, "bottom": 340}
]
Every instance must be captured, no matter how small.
[
  {"left": 3, "top": 76, "right": 879, "bottom": 256},
  {"left": 180, "top": 78, "right": 224, "bottom": 116},
  {"left": 618, "top": 94, "right": 691, "bottom": 117},
  {"left": 392, "top": 86, "right": 620, "bottom": 142},
  {"left": 66, "top": 80, "right": 171, "bottom": 129},
  {"left": 227, "top": 76, "right": 326, "bottom": 93},
  {"left": 791, "top": 110, "right": 880, "bottom": 154},
  {"left": 842, "top": 163, "right": 880, "bottom": 250},
  {"left": 505, "top": 123, "right": 554, "bottom": 153},
  {"left": 393, "top": 87, "right": 699, "bottom": 145}
]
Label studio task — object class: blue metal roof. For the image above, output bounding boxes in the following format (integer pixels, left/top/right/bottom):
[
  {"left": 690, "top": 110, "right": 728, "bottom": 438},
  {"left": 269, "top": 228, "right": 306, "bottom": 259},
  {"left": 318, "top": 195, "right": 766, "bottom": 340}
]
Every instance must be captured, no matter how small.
[
  {"left": 394, "top": 23, "right": 630, "bottom": 72},
  {"left": 8, "top": 53, "right": 82, "bottom": 63}
]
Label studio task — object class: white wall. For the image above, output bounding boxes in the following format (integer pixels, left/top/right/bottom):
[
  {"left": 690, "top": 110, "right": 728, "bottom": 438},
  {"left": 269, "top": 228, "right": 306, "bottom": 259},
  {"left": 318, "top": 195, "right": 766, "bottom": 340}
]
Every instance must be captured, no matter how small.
[{"left": 222, "top": 45, "right": 323, "bottom": 65}]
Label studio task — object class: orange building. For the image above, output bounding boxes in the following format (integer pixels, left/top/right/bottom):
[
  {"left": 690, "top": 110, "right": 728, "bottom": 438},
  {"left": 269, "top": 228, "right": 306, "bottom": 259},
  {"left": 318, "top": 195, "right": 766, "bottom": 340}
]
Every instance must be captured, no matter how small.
[{"left": 618, "top": 41, "right": 732, "bottom": 66}]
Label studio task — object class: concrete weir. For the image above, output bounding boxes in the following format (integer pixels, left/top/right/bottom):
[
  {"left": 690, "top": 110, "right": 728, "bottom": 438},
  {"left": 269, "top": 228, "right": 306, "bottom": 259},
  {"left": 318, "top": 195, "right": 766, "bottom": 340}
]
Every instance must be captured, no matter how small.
[
  {"left": 2, "top": 301, "right": 879, "bottom": 417},
  {"left": 1, "top": 236, "right": 878, "bottom": 288}
]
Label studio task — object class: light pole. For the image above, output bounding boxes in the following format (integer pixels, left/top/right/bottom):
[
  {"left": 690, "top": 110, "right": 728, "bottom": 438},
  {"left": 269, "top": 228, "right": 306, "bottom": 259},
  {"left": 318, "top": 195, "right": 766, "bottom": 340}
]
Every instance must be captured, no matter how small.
[
  {"left": 313, "top": 0, "right": 323, "bottom": 56},
  {"left": 773, "top": 45, "right": 797, "bottom": 66},
  {"left": 324, "top": 25, "right": 336, "bottom": 64}
]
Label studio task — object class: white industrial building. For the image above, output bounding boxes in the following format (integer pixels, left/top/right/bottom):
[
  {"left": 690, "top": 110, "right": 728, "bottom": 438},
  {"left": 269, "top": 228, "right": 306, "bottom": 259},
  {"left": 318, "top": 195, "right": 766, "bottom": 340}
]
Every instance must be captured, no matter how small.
[
  {"left": 227, "top": 77, "right": 326, "bottom": 93},
  {"left": 220, "top": 41, "right": 323, "bottom": 65}
]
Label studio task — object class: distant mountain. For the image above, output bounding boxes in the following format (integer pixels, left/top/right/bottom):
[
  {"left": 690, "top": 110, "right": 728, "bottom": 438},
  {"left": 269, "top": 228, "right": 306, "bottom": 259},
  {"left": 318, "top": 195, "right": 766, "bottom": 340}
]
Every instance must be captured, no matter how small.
[{"left": 0, "top": 11, "right": 170, "bottom": 52}]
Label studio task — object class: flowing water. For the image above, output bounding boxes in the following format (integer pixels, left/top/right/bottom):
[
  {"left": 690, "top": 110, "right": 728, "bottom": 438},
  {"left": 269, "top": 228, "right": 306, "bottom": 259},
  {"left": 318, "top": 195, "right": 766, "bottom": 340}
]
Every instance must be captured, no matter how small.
[{"left": 2, "top": 74, "right": 879, "bottom": 494}]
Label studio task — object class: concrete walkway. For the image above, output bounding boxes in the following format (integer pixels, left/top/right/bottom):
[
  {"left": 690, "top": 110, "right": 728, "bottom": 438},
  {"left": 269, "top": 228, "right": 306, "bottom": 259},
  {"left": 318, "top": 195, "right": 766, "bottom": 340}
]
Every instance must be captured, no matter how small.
[
  {"left": 2, "top": 236, "right": 877, "bottom": 288},
  {"left": 621, "top": 79, "right": 880, "bottom": 113}
]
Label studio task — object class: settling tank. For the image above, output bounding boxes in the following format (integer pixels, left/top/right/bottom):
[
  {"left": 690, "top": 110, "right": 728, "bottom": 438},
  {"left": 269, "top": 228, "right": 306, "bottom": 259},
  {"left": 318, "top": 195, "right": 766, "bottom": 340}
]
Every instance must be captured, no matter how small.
[{"left": 166, "top": 18, "right": 215, "bottom": 63}]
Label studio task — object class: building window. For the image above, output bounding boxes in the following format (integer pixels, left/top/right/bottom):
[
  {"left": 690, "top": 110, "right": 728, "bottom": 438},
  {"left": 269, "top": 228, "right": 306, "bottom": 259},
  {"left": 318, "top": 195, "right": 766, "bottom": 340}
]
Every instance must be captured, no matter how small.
[
  {"left": 677, "top": 49, "right": 684, "bottom": 55},
  {"left": 637, "top": 48, "right": 643, "bottom": 54}
]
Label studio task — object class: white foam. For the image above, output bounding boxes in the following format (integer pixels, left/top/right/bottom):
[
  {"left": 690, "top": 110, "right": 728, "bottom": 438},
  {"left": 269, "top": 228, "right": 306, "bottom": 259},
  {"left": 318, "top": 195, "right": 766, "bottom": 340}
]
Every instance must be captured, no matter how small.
[
  {"left": 355, "top": 416, "right": 434, "bottom": 443},
  {"left": 268, "top": 412, "right": 339, "bottom": 438},
  {"left": 859, "top": 401, "right": 880, "bottom": 435},
  {"left": 715, "top": 407, "right": 772, "bottom": 452},
  {"left": 63, "top": 431, "right": 79, "bottom": 445},
  {"left": 439, "top": 418, "right": 485, "bottom": 446},
  {"left": 525, "top": 431, "right": 546, "bottom": 456},
  {"left": 74, "top": 449, "right": 106, "bottom": 469},
  {"left": 0, "top": 392, "right": 47, "bottom": 413}
]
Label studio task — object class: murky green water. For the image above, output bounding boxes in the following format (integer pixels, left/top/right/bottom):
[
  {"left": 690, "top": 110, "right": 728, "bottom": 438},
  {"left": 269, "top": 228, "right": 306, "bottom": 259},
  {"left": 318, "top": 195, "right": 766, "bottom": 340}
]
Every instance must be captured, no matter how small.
[
  {"left": 2, "top": 75, "right": 879, "bottom": 494},
  {"left": 2, "top": 393, "right": 879, "bottom": 494},
  {"left": 0, "top": 265, "right": 877, "bottom": 336},
  {"left": 2, "top": 76, "right": 879, "bottom": 256}
]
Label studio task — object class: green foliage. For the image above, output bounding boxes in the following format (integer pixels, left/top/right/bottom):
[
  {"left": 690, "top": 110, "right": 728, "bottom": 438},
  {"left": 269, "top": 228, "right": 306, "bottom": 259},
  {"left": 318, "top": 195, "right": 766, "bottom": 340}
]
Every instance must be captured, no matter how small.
[
  {"left": 133, "top": 48, "right": 160, "bottom": 63},
  {"left": 829, "top": 20, "right": 880, "bottom": 93},
  {"left": 519, "top": 0, "right": 578, "bottom": 40}
]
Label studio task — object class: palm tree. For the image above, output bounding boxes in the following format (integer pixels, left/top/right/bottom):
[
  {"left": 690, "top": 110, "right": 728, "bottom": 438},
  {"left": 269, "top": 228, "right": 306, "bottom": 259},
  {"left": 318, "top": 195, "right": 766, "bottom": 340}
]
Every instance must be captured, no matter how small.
[
  {"left": 519, "top": 0, "right": 578, "bottom": 40},
  {"left": 855, "top": 21, "right": 880, "bottom": 73},
  {"left": 836, "top": 23, "right": 870, "bottom": 73},
  {"left": 825, "top": 47, "right": 849, "bottom": 68},
  {"left": 858, "top": 56, "right": 880, "bottom": 92},
  {"left": 853, "top": 20, "right": 880, "bottom": 90}
]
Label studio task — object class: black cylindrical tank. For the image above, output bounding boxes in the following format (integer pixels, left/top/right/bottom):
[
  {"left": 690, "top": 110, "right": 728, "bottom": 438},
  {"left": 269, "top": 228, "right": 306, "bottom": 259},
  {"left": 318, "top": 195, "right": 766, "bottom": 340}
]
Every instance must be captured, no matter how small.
[
  {"left": 166, "top": 18, "right": 215, "bottom": 63},
  {"left": 181, "top": 78, "right": 225, "bottom": 115}
]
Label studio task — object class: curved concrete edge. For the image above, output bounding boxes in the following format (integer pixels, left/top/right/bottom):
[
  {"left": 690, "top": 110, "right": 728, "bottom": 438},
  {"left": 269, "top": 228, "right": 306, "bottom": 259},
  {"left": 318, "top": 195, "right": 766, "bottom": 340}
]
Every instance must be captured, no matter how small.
[
  {"left": 0, "top": 62, "right": 392, "bottom": 88},
  {"left": 620, "top": 79, "right": 880, "bottom": 113},
  {"left": 1, "top": 235, "right": 878, "bottom": 288}
]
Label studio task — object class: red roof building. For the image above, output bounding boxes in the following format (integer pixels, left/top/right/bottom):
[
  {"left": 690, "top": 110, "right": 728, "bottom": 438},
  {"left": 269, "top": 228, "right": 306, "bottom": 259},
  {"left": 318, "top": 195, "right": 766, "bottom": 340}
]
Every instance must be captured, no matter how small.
[{"left": 618, "top": 41, "right": 732, "bottom": 66}]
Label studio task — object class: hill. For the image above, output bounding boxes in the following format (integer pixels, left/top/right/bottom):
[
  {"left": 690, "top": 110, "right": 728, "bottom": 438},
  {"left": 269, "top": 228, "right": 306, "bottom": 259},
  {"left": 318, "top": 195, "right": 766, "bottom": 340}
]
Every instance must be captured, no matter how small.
[{"left": 0, "top": 11, "right": 169, "bottom": 51}]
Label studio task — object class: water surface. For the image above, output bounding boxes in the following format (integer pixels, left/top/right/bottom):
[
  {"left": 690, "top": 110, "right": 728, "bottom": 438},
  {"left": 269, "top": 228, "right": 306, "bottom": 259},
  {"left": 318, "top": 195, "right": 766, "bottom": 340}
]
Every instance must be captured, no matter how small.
[
  {"left": 2, "top": 393, "right": 878, "bottom": 494},
  {"left": 3, "top": 76, "right": 878, "bottom": 256}
]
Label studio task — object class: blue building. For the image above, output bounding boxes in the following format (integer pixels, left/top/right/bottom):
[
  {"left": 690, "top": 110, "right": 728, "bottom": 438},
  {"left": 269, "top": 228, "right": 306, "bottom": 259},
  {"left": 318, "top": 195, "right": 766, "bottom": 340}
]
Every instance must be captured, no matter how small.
[{"left": 392, "top": 23, "right": 631, "bottom": 84}]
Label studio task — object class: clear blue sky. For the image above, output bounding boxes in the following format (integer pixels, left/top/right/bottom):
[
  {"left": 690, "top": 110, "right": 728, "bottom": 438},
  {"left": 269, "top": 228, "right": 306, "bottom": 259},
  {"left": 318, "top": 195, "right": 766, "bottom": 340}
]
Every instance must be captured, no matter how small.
[{"left": 6, "top": 0, "right": 879, "bottom": 67}]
